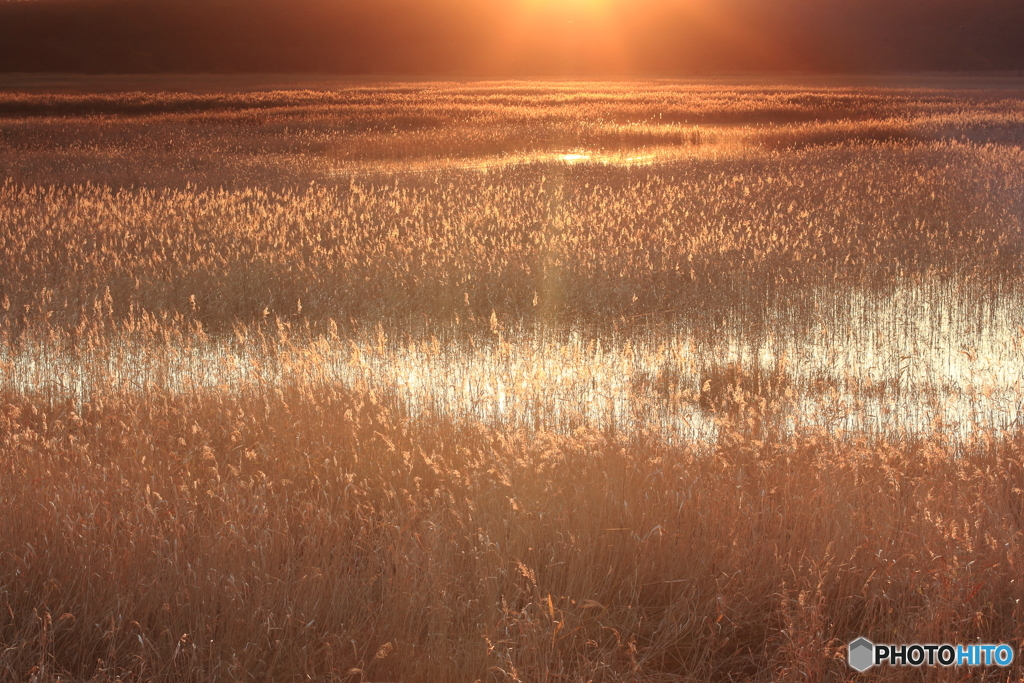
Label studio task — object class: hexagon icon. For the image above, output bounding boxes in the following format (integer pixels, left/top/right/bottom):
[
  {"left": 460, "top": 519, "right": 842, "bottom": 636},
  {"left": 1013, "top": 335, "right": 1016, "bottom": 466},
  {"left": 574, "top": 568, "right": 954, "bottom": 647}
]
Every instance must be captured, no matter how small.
[{"left": 848, "top": 637, "right": 875, "bottom": 672}]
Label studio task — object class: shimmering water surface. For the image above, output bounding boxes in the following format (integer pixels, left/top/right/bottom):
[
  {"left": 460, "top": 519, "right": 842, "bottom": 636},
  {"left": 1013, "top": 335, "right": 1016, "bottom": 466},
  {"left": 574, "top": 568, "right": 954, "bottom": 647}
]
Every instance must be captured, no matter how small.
[{"left": 6, "top": 281, "right": 1023, "bottom": 445}]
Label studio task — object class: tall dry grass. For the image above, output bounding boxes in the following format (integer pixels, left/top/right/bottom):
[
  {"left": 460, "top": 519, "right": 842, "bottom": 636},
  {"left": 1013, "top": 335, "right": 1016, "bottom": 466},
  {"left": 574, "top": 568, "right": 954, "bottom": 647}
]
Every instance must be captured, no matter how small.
[
  {"left": 3, "top": 380, "right": 1024, "bottom": 681},
  {"left": 2, "top": 141, "right": 1022, "bottom": 336},
  {"left": 3, "top": 79, "right": 1024, "bottom": 681}
]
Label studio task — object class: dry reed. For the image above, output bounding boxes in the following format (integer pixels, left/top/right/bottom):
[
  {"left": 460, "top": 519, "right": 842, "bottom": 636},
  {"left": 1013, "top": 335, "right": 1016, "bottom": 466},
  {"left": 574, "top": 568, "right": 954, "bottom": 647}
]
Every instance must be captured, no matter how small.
[{"left": 3, "top": 79, "right": 1024, "bottom": 682}]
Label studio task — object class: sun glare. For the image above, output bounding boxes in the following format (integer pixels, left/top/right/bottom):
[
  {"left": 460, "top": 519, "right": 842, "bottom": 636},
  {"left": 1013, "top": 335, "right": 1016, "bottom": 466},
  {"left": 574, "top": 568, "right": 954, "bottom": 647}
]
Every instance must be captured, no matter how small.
[
  {"left": 521, "top": 0, "right": 613, "bottom": 13},
  {"left": 485, "top": 0, "right": 629, "bottom": 73}
]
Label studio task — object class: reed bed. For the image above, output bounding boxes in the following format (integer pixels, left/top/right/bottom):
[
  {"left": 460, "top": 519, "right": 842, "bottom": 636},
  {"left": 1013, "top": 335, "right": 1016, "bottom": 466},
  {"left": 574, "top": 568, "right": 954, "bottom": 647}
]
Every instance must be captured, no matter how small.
[
  {"left": 2, "top": 79, "right": 1024, "bottom": 681},
  {"left": 3, "top": 141, "right": 1023, "bottom": 333},
  {"left": 4, "top": 380, "right": 1024, "bottom": 681}
]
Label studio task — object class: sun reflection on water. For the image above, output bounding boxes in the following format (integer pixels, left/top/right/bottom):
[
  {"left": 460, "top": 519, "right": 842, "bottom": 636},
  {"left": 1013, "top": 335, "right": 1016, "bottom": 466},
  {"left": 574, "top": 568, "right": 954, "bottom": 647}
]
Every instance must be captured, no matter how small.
[
  {"left": 4, "top": 282, "right": 1024, "bottom": 447},
  {"left": 332, "top": 141, "right": 715, "bottom": 178}
]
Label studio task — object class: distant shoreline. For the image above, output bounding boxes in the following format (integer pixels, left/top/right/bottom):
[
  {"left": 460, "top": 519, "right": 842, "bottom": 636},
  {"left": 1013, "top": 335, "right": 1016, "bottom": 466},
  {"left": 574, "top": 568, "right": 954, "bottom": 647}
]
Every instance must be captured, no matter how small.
[{"left": 1, "top": 72, "right": 1024, "bottom": 95}]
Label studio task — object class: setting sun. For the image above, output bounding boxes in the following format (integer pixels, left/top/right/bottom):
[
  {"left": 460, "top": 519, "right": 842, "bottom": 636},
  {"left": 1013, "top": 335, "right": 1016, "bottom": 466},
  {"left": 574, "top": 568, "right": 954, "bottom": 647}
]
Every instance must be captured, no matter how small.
[{"left": 518, "top": 0, "right": 615, "bottom": 12}]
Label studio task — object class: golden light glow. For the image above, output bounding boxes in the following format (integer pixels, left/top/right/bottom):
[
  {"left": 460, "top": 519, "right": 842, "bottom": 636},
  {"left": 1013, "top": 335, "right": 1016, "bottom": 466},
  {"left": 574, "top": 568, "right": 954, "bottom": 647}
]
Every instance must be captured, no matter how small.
[
  {"left": 484, "top": 0, "right": 630, "bottom": 74},
  {"left": 517, "top": 0, "right": 616, "bottom": 13},
  {"left": 475, "top": 0, "right": 806, "bottom": 75}
]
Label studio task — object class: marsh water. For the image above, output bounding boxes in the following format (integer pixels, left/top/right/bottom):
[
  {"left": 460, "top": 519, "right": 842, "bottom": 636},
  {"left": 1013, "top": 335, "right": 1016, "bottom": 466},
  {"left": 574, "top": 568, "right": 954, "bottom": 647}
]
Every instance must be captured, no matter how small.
[{"left": 6, "top": 279, "right": 1023, "bottom": 446}]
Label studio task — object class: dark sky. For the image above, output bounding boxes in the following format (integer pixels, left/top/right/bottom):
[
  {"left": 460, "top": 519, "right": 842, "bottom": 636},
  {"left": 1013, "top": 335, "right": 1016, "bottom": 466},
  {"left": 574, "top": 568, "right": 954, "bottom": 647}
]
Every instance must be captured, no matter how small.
[{"left": 1, "top": 0, "right": 1023, "bottom": 75}]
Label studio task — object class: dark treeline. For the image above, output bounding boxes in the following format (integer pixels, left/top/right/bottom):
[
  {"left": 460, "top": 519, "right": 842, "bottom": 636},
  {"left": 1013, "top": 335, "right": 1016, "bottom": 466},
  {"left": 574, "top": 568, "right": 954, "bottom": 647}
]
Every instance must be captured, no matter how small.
[{"left": 1, "top": 0, "right": 1023, "bottom": 75}]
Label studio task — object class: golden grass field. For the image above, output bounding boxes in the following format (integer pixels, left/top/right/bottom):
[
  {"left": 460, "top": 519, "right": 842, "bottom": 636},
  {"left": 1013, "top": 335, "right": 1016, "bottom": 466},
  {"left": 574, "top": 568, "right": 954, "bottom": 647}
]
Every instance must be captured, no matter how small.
[{"left": 3, "top": 78, "right": 1024, "bottom": 681}]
